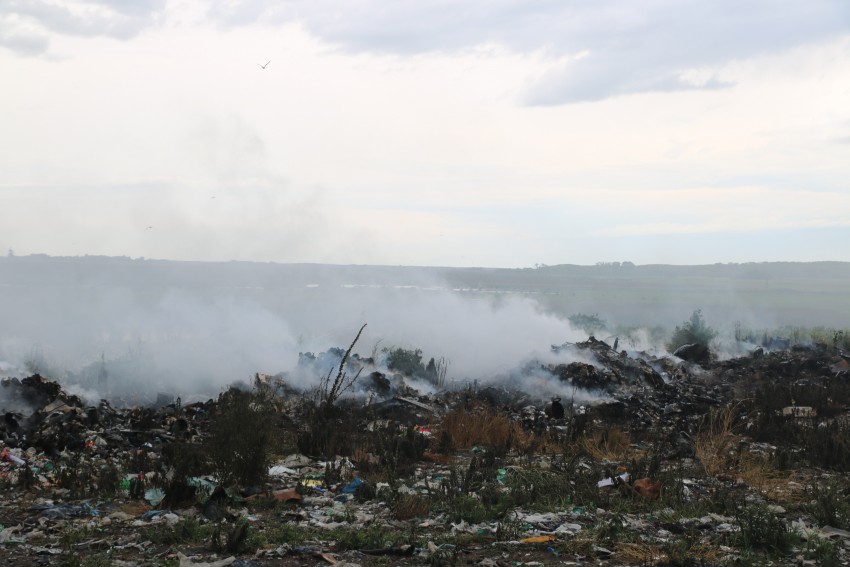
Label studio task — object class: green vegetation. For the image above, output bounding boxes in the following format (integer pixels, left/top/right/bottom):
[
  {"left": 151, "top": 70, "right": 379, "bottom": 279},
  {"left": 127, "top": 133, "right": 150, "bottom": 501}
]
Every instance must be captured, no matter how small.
[
  {"left": 141, "top": 517, "right": 212, "bottom": 546},
  {"left": 735, "top": 505, "right": 797, "bottom": 555},
  {"left": 568, "top": 313, "right": 607, "bottom": 334},
  {"left": 205, "top": 388, "right": 275, "bottom": 486},
  {"left": 384, "top": 346, "right": 448, "bottom": 387},
  {"left": 736, "top": 324, "right": 850, "bottom": 351},
  {"left": 667, "top": 309, "right": 717, "bottom": 351}
]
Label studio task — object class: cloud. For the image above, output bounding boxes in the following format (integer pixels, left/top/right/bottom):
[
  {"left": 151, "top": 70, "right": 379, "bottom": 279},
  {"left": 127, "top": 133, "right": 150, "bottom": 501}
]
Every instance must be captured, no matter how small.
[
  {"left": 205, "top": 0, "right": 850, "bottom": 103},
  {"left": 0, "top": 0, "right": 165, "bottom": 54},
  {"left": 585, "top": 186, "right": 850, "bottom": 237}
]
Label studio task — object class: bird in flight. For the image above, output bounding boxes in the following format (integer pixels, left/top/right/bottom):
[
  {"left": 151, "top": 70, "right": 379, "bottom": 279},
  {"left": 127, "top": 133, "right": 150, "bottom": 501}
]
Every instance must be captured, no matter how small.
[{"left": 259, "top": 60, "right": 271, "bottom": 69}]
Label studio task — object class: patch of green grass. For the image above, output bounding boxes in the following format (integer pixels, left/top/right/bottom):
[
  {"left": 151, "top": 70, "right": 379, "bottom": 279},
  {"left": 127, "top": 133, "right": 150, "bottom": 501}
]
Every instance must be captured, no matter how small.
[
  {"left": 58, "top": 553, "right": 114, "bottom": 567},
  {"left": 264, "top": 522, "right": 318, "bottom": 545},
  {"left": 447, "top": 494, "right": 490, "bottom": 524},
  {"left": 735, "top": 505, "right": 799, "bottom": 555},
  {"left": 804, "top": 536, "right": 841, "bottom": 567},
  {"left": 330, "top": 525, "right": 414, "bottom": 551},
  {"left": 805, "top": 477, "right": 850, "bottom": 530},
  {"left": 141, "top": 517, "right": 212, "bottom": 546},
  {"left": 504, "top": 468, "right": 574, "bottom": 511}
]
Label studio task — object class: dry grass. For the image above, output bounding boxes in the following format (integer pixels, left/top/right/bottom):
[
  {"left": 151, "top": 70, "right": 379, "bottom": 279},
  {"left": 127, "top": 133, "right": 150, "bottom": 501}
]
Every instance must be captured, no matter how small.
[
  {"left": 737, "top": 454, "right": 800, "bottom": 502},
  {"left": 693, "top": 403, "right": 743, "bottom": 477},
  {"left": 437, "top": 406, "right": 535, "bottom": 453},
  {"left": 616, "top": 541, "right": 721, "bottom": 565},
  {"left": 422, "top": 451, "right": 455, "bottom": 465},
  {"left": 580, "top": 427, "right": 638, "bottom": 461},
  {"left": 694, "top": 403, "right": 800, "bottom": 500},
  {"left": 393, "top": 494, "right": 432, "bottom": 520},
  {"left": 615, "top": 542, "right": 665, "bottom": 564}
]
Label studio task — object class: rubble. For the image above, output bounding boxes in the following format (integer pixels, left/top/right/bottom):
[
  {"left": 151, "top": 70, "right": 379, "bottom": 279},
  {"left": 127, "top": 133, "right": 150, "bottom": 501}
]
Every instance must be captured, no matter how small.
[{"left": 1, "top": 341, "right": 850, "bottom": 566}]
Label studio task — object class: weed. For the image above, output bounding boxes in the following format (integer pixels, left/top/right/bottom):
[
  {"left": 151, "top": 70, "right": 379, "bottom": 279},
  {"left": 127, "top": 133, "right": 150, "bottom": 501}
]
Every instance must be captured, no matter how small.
[
  {"left": 393, "top": 493, "right": 432, "bottom": 520},
  {"left": 579, "top": 427, "right": 635, "bottom": 462},
  {"left": 615, "top": 542, "right": 665, "bottom": 564},
  {"left": 204, "top": 387, "right": 275, "bottom": 486},
  {"left": 356, "top": 425, "right": 429, "bottom": 480},
  {"left": 661, "top": 536, "right": 722, "bottom": 566},
  {"left": 58, "top": 553, "right": 113, "bottom": 567},
  {"left": 437, "top": 405, "right": 534, "bottom": 454},
  {"left": 319, "top": 323, "right": 366, "bottom": 409},
  {"left": 448, "top": 494, "right": 489, "bottom": 523},
  {"left": 693, "top": 403, "right": 742, "bottom": 477},
  {"left": 735, "top": 505, "right": 797, "bottom": 554},
  {"left": 211, "top": 517, "right": 255, "bottom": 553},
  {"left": 593, "top": 513, "right": 626, "bottom": 545},
  {"left": 504, "top": 468, "right": 573, "bottom": 510},
  {"left": 804, "top": 536, "right": 841, "bottom": 567},
  {"left": 265, "top": 523, "right": 316, "bottom": 545},
  {"left": 141, "top": 517, "right": 212, "bottom": 546},
  {"left": 330, "top": 525, "right": 411, "bottom": 550},
  {"left": 58, "top": 526, "right": 107, "bottom": 567},
  {"left": 495, "top": 514, "right": 524, "bottom": 541},
  {"left": 805, "top": 477, "right": 850, "bottom": 530}
]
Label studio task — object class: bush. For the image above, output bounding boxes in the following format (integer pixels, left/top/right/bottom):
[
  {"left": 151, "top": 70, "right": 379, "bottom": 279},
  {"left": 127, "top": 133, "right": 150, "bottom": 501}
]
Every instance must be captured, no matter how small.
[
  {"left": 385, "top": 347, "right": 424, "bottom": 376},
  {"left": 668, "top": 309, "right": 717, "bottom": 352},
  {"left": 568, "top": 313, "right": 607, "bottom": 334},
  {"left": 735, "top": 505, "right": 795, "bottom": 554},
  {"left": 205, "top": 388, "right": 275, "bottom": 486}
]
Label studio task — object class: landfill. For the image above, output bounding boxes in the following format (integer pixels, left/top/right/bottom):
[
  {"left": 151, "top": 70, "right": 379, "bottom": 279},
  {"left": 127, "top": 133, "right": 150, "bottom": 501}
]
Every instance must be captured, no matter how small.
[{"left": 2, "top": 337, "right": 850, "bottom": 566}]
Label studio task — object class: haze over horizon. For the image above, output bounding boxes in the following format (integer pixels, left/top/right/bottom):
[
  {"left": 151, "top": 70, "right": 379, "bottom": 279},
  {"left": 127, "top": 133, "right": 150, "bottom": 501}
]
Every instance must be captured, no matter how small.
[{"left": 2, "top": 1, "right": 849, "bottom": 268}]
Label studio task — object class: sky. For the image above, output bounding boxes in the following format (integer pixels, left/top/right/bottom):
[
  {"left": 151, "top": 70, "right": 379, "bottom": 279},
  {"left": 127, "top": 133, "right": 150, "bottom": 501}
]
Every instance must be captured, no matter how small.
[{"left": 1, "top": 0, "right": 849, "bottom": 268}]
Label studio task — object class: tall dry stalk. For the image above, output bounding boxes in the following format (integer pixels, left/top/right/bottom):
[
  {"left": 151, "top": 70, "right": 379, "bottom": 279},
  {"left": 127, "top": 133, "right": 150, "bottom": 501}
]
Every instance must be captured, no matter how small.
[
  {"left": 693, "top": 402, "right": 743, "bottom": 477},
  {"left": 437, "top": 406, "right": 534, "bottom": 453},
  {"left": 580, "top": 427, "right": 637, "bottom": 462},
  {"left": 320, "top": 323, "right": 366, "bottom": 408}
]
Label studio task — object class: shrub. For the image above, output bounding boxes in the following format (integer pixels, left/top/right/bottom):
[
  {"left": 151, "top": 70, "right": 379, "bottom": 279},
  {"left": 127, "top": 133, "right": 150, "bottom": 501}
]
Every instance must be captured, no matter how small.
[
  {"left": 386, "top": 347, "right": 425, "bottom": 376},
  {"left": 205, "top": 388, "right": 275, "bottom": 486},
  {"left": 384, "top": 346, "right": 448, "bottom": 387},
  {"left": 806, "top": 478, "right": 850, "bottom": 530},
  {"left": 735, "top": 505, "right": 795, "bottom": 554},
  {"left": 142, "top": 517, "right": 211, "bottom": 546},
  {"left": 667, "top": 309, "right": 717, "bottom": 352},
  {"left": 568, "top": 313, "right": 607, "bottom": 335}
]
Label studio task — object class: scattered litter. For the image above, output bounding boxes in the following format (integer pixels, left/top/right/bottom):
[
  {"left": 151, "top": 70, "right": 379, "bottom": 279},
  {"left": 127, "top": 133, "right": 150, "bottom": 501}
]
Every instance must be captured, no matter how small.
[
  {"left": 519, "top": 535, "right": 555, "bottom": 544},
  {"left": 597, "top": 472, "right": 630, "bottom": 488}
]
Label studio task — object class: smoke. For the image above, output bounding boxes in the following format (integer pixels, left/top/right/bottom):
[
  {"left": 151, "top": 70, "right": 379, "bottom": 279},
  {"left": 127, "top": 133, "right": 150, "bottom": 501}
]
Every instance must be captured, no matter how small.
[{"left": 0, "top": 265, "right": 589, "bottom": 402}]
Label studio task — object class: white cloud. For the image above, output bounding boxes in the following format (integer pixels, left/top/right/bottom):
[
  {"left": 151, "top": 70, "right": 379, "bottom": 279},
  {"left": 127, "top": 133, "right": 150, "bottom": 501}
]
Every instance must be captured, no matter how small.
[
  {"left": 202, "top": 0, "right": 850, "bottom": 103},
  {"left": 0, "top": 0, "right": 165, "bottom": 54},
  {"left": 0, "top": 2, "right": 848, "bottom": 267}
]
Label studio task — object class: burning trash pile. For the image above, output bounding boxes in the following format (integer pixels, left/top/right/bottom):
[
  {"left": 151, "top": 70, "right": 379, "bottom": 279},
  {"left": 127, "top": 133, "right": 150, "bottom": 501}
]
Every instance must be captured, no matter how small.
[{"left": 2, "top": 337, "right": 850, "bottom": 566}]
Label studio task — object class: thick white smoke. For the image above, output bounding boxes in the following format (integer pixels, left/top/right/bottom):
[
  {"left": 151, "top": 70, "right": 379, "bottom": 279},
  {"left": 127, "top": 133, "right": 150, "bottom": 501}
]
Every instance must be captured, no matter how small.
[{"left": 0, "top": 270, "right": 589, "bottom": 402}]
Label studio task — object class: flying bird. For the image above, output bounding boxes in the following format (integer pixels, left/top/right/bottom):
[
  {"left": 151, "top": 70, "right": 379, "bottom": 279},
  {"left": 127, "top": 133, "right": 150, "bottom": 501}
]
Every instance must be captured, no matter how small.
[{"left": 259, "top": 60, "right": 271, "bottom": 69}]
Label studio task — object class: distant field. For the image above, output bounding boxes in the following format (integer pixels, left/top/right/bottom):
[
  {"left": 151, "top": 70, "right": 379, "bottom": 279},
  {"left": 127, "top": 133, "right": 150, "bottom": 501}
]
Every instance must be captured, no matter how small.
[
  {"left": 435, "top": 265, "right": 850, "bottom": 330},
  {"left": 1, "top": 256, "right": 848, "bottom": 331}
]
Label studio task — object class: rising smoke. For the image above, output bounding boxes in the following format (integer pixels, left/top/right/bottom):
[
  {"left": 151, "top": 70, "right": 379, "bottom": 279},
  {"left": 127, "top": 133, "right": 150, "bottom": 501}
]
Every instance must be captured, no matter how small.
[{"left": 0, "top": 260, "right": 593, "bottom": 403}]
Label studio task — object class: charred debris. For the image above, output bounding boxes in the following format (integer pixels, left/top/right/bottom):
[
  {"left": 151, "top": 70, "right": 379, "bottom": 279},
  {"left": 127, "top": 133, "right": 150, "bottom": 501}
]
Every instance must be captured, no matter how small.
[{"left": 2, "top": 336, "right": 850, "bottom": 566}]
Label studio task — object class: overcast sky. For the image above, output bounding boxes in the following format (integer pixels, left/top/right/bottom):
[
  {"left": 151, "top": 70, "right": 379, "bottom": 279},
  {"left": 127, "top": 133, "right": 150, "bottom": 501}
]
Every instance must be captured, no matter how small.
[{"left": 1, "top": 0, "right": 849, "bottom": 268}]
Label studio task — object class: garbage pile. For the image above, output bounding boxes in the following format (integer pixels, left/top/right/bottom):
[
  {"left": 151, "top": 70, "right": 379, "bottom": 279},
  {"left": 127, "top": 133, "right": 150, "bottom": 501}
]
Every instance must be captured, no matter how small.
[{"left": 1, "top": 341, "right": 849, "bottom": 566}]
